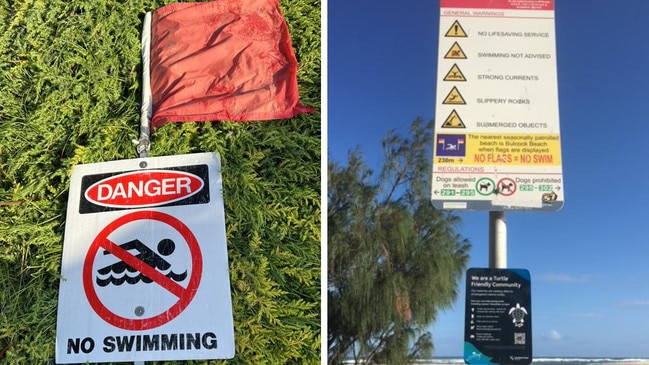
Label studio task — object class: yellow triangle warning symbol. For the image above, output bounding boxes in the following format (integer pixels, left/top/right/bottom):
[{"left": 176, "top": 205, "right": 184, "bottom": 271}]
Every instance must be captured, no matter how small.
[
  {"left": 442, "top": 87, "right": 466, "bottom": 105},
  {"left": 444, "top": 42, "right": 467, "bottom": 59},
  {"left": 441, "top": 110, "right": 466, "bottom": 128},
  {"left": 445, "top": 20, "right": 467, "bottom": 37},
  {"left": 443, "top": 64, "right": 467, "bottom": 82}
]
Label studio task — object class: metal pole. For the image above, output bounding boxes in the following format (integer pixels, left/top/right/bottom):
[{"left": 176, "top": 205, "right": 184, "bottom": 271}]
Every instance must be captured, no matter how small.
[
  {"left": 137, "top": 11, "right": 153, "bottom": 159},
  {"left": 134, "top": 12, "right": 152, "bottom": 365},
  {"left": 488, "top": 211, "right": 507, "bottom": 269}
]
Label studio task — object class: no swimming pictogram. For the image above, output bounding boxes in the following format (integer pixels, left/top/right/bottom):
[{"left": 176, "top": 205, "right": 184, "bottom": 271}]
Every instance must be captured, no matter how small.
[
  {"left": 83, "top": 210, "right": 202, "bottom": 331},
  {"left": 95, "top": 238, "right": 187, "bottom": 287}
]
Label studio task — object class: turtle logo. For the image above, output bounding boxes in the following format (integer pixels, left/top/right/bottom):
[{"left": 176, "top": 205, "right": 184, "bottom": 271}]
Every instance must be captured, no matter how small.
[{"left": 508, "top": 303, "right": 528, "bottom": 328}]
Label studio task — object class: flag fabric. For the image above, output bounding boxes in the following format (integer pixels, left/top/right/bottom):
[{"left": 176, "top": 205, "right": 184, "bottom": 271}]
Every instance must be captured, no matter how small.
[{"left": 148, "top": 0, "right": 313, "bottom": 129}]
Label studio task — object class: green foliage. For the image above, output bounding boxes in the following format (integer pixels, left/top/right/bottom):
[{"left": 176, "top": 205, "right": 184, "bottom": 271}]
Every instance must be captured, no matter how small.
[
  {"left": 0, "top": 0, "right": 320, "bottom": 363},
  {"left": 328, "top": 118, "right": 470, "bottom": 365}
]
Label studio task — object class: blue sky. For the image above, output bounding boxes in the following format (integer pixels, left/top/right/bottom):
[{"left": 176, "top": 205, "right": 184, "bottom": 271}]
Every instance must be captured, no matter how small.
[{"left": 328, "top": 0, "right": 649, "bottom": 358}]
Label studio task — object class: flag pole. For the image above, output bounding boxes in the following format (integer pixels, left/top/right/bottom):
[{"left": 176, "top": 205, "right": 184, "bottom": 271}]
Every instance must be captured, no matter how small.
[
  {"left": 134, "top": 13, "right": 152, "bottom": 365},
  {"left": 137, "top": 11, "right": 153, "bottom": 159}
]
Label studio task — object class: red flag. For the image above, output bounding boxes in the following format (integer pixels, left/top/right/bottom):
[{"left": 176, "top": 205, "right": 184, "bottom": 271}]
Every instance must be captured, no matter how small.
[{"left": 148, "top": 0, "right": 313, "bottom": 129}]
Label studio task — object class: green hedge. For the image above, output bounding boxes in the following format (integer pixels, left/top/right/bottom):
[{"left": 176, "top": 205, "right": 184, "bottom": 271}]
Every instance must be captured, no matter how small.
[{"left": 0, "top": 0, "right": 320, "bottom": 364}]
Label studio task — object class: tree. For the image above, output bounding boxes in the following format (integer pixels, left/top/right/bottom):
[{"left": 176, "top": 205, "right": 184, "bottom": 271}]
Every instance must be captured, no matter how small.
[{"left": 328, "top": 118, "right": 471, "bottom": 364}]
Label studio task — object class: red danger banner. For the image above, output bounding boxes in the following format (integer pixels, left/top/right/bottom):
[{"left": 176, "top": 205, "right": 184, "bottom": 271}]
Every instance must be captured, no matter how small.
[
  {"left": 441, "top": 0, "right": 553, "bottom": 11},
  {"left": 79, "top": 164, "right": 209, "bottom": 214}
]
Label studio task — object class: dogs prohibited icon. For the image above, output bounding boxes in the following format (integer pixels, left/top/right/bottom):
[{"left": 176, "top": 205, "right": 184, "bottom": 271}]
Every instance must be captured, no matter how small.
[
  {"left": 496, "top": 178, "right": 517, "bottom": 197},
  {"left": 83, "top": 210, "right": 202, "bottom": 331}
]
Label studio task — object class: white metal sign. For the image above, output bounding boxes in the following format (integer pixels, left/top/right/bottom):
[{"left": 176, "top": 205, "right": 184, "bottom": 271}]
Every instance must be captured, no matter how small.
[
  {"left": 56, "top": 153, "right": 234, "bottom": 363},
  {"left": 432, "top": 0, "right": 563, "bottom": 211}
]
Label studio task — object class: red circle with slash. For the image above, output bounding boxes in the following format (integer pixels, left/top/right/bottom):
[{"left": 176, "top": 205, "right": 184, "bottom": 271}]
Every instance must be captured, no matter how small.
[
  {"left": 83, "top": 210, "right": 202, "bottom": 330},
  {"left": 497, "top": 178, "right": 517, "bottom": 197}
]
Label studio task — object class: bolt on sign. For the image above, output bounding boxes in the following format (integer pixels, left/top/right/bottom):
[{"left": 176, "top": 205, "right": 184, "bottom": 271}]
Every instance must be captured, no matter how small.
[
  {"left": 432, "top": 0, "right": 563, "bottom": 211},
  {"left": 56, "top": 153, "right": 234, "bottom": 363}
]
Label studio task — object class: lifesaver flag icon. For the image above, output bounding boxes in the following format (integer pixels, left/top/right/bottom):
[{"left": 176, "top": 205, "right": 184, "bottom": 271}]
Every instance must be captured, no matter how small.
[{"left": 96, "top": 238, "right": 187, "bottom": 286}]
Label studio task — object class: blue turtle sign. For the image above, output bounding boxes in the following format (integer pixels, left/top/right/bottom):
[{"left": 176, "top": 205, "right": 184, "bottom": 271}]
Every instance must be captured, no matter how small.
[{"left": 464, "top": 268, "right": 532, "bottom": 365}]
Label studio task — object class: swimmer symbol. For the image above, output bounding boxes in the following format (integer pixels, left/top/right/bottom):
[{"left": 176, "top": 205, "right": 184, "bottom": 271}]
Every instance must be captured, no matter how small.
[{"left": 96, "top": 238, "right": 187, "bottom": 286}]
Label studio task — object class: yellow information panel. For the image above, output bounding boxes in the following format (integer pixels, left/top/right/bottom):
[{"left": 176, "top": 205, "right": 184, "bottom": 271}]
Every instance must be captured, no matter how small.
[{"left": 434, "top": 133, "right": 561, "bottom": 166}]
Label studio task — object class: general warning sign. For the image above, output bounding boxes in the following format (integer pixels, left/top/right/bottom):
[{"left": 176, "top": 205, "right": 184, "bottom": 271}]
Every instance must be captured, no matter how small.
[
  {"left": 56, "top": 153, "right": 234, "bottom": 364},
  {"left": 432, "top": 0, "right": 563, "bottom": 211}
]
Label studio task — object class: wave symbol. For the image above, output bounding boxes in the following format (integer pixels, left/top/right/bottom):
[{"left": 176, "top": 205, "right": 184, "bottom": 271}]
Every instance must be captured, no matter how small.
[{"left": 96, "top": 238, "right": 187, "bottom": 287}]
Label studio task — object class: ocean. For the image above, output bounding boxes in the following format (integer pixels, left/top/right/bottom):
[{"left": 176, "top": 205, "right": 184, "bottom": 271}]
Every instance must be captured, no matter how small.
[
  {"left": 341, "top": 357, "right": 649, "bottom": 365},
  {"left": 425, "top": 358, "right": 649, "bottom": 365}
]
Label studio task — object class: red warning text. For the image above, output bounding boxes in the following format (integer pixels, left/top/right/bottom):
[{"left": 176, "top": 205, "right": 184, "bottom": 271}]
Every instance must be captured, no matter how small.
[{"left": 85, "top": 170, "right": 204, "bottom": 208}]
